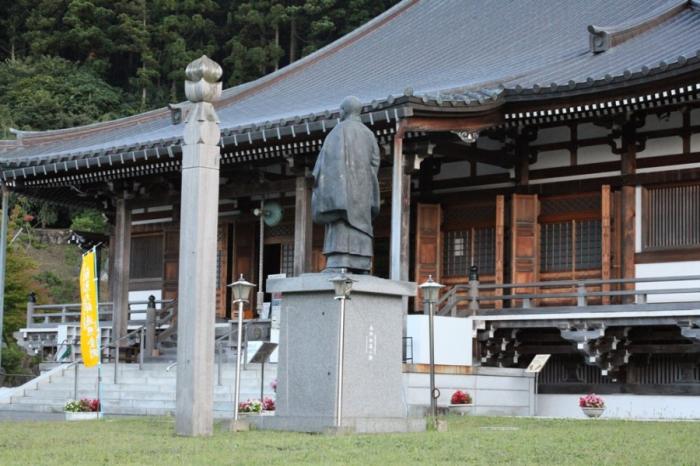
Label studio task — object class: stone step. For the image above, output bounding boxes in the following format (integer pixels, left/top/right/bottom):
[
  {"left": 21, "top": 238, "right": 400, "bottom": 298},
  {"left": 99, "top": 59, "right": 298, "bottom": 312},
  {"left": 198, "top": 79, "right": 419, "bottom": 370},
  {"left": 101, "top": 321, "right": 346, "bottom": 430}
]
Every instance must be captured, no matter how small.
[
  {"left": 0, "top": 361, "right": 278, "bottom": 417},
  {"left": 12, "top": 388, "right": 273, "bottom": 403},
  {"left": 14, "top": 387, "right": 274, "bottom": 402},
  {"left": 37, "top": 380, "right": 269, "bottom": 393}
]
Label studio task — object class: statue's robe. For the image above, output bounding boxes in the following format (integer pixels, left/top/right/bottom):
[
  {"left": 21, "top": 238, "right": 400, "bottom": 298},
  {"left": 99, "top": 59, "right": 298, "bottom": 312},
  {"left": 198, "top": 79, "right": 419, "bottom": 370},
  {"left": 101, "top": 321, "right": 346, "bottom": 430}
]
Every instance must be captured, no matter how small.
[{"left": 312, "top": 117, "right": 380, "bottom": 272}]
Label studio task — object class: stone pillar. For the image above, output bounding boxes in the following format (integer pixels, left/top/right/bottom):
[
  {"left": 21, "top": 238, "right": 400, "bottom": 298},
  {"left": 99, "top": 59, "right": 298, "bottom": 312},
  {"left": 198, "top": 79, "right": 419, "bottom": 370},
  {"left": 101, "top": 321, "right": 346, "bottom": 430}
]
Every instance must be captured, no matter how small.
[
  {"left": 293, "top": 174, "right": 312, "bottom": 276},
  {"left": 175, "top": 55, "right": 222, "bottom": 437},
  {"left": 390, "top": 130, "right": 410, "bottom": 281},
  {"left": 110, "top": 196, "right": 131, "bottom": 351}
]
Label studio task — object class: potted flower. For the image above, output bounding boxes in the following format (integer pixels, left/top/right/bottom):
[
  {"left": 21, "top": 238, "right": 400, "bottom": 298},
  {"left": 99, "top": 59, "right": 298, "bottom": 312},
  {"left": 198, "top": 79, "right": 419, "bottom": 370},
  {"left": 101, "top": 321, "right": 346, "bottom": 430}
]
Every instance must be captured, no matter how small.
[
  {"left": 238, "top": 399, "right": 262, "bottom": 416},
  {"left": 64, "top": 398, "right": 102, "bottom": 421},
  {"left": 579, "top": 393, "right": 605, "bottom": 418},
  {"left": 239, "top": 397, "right": 276, "bottom": 416},
  {"left": 262, "top": 397, "right": 275, "bottom": 412},
  {"left": 449, "top": 390, "right": 473, "bottom": 415}
]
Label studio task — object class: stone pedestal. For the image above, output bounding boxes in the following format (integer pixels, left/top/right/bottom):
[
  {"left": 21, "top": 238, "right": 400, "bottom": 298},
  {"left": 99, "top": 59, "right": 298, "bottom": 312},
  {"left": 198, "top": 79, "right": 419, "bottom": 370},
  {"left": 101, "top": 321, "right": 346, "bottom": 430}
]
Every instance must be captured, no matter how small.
[{"left": 254, "top": 273, "right": 424, "bottom": 433}]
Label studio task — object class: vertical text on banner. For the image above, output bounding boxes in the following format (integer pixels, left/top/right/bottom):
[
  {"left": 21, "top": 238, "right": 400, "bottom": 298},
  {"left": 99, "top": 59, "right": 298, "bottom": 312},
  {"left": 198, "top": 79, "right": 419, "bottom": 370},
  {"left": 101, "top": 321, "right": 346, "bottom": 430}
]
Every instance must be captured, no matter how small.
[{"left": 80, "top": 249, "right": 100, "bottom": 367}]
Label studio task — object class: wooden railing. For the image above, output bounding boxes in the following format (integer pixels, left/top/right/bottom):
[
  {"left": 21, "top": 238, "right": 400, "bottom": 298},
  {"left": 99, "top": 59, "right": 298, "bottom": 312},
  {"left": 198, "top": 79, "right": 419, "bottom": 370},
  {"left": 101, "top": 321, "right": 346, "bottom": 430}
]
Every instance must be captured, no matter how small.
[
  {"left": 437, "top": 275, "right": 700, "bottom": 316},
  {"left": 26, "top": 297, "right": 176, "bottom": 328}
]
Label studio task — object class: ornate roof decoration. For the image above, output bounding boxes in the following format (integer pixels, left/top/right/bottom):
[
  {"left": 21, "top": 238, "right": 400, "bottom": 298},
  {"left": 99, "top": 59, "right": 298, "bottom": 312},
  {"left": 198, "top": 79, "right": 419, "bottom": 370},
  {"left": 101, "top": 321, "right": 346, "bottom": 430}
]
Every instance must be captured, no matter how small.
[{"left": 588, "top": 0, "right": 689, "bottom": 53}]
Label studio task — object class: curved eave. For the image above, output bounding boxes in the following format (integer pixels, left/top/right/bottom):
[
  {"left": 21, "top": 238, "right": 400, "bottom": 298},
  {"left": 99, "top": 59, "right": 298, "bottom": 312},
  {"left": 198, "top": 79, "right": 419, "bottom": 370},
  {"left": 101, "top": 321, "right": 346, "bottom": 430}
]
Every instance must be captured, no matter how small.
[{"left": 504, "top": 53, "right": 700, "bottom": 102}]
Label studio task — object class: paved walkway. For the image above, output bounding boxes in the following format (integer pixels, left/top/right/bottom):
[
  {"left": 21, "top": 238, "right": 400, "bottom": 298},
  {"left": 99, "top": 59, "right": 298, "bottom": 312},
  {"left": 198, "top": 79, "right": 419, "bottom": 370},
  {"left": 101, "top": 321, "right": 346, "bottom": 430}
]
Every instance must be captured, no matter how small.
[{"left": 0, "top": 411, "right": 65, "bottom": 422}]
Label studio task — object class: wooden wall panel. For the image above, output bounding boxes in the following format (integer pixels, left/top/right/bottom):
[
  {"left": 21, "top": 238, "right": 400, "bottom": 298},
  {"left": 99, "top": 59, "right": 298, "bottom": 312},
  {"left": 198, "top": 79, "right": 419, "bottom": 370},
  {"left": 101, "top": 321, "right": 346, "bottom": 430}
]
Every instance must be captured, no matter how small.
[
  {"left": 162, "top": 224, "right": 180, "bottom": 305},
  {"left": 511, "top": 194, "right": 539, "bottom": 297},
  {"left": 215, "top": 223, "right": 230, "bottom": 318},
  {"left": 414, "top": 203, "right": 442, "bottom": 311},
  {"left": 233, "top": 221, "right": 257, "bottom": 319}
]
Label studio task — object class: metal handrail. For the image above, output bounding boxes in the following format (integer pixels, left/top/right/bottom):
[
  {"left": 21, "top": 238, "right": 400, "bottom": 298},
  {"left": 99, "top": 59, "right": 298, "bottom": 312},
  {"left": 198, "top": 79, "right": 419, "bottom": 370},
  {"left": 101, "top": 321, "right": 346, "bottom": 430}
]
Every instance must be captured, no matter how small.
[
  {"left": 107, "top": 325, "right": 146, "bottom": 382},
  {"left": 215, "top": 323, "right": 246, "bottom": 386}
]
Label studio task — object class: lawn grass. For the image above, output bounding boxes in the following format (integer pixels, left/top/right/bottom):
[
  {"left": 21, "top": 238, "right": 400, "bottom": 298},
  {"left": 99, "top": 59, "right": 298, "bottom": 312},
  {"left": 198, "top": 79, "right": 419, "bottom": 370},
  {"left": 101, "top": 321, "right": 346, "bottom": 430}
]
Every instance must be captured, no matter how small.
[{"left": 1, "top": 415, "right": 699, "bottom": 465}]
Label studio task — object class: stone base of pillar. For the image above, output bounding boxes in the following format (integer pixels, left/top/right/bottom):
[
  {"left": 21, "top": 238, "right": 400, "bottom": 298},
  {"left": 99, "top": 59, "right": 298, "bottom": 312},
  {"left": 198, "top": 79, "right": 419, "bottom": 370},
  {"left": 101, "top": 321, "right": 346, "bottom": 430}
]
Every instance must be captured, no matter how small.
[{"left": 252, "top": 274, "right": 424, "bottom": 434}]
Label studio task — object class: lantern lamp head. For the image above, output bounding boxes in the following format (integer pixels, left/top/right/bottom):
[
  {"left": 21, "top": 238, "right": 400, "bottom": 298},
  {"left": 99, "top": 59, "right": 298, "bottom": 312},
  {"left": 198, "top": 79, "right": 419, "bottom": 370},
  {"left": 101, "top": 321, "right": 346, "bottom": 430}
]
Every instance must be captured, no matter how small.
[
  {"left": 419, "top": 275, "right": 444, "bottom": 303},
  {"left": 228, "top": 274, "right": 257, "bottom": 303},
  {"left": 329, "top": 270, "right": 355, "bottom": 299}
]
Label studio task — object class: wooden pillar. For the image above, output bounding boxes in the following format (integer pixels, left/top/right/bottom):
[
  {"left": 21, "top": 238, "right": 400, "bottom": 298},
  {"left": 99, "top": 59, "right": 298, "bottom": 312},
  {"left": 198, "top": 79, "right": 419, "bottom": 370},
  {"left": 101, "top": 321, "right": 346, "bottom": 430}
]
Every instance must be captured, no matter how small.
[
  {"left": 601, "top": 185, "right": 612, "bottom": 305},
  {"left": 514, "top": 127, "right": 537, "bottom": 189},
  {"left": 390, "top": 127, "right": 410, "bottom": 281},
  {"left": 494, "top": 195, "right": 505, "bottom": 309},
  {"left": 175, "top": 56, "right": 222, "bottom": 437},
  {"left": 293, "top": 174, "right": 312, "bottom": 276},
  {"left": 620, "top": 122, "right": 637, "bottom": 302},
  {"left": 110, "top": 196, "right": 131, "bottom": 352}
]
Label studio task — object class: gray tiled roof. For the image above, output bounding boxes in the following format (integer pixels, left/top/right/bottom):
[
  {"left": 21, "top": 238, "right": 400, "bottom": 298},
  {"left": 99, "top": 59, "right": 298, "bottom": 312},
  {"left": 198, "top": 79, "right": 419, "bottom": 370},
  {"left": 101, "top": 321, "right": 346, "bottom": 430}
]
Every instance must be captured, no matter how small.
[{"left": 2, "top": 0, "right": 700, "bottom": 166}]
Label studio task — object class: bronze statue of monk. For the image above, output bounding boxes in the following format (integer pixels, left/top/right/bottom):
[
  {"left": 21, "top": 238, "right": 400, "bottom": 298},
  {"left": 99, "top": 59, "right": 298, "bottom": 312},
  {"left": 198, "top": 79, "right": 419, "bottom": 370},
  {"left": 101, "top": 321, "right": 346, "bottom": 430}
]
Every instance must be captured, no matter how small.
[{"left": 312, "top": 96, "right": 380, "bottom": 274}]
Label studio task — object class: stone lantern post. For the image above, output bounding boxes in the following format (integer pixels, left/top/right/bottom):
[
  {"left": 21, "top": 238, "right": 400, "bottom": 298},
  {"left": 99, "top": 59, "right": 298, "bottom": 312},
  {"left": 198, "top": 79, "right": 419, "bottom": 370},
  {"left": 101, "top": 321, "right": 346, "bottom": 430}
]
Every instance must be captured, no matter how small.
[{"left": 175, "top": 55, "right": 222, "bottom": 437}]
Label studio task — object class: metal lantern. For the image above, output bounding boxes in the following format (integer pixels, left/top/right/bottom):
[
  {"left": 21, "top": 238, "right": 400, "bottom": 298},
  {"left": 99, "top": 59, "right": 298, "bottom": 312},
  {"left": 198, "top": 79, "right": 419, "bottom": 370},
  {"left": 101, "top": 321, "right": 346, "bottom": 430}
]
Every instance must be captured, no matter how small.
[
  {"left": 419, "top": 275, "right": 444, "bottom": 303},
  {"left": 329, "top": 272, "right": 355, "bottom": 300},
  {"left": 328, "top": 270, "right": 355, "bottom": 428},
  {"left": 419, "top": 274, "right": 444, "bottom": 428},
  {"left": 229, "top": 274, "right": 256, "bottom": 303},
  {"left": 228, "top": 273, "right": 256, "bottom": 424}
]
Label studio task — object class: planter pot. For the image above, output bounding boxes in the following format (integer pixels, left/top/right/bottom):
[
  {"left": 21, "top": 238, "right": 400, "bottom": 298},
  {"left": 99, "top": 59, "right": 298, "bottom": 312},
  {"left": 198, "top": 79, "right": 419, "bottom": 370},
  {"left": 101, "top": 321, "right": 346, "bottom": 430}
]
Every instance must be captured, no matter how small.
[
  {"left": 449, "top": 404, "right": 474, "bottom": 416},
  {"left": 581, "top": 407, "right": 605, "bottom": 418},
  {"left": 240, "top": 410, "right": 275, "bottom": 416},
  {"left": 65, "top": 411, "right": 102, "bottom": 421}
]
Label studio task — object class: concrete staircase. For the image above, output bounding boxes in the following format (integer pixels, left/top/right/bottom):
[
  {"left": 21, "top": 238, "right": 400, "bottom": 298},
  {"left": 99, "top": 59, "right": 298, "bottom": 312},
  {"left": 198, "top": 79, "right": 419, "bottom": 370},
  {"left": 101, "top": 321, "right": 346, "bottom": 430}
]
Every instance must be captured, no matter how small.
[{"left": 0, "top": 362, "right": 277, "bottom": 419}]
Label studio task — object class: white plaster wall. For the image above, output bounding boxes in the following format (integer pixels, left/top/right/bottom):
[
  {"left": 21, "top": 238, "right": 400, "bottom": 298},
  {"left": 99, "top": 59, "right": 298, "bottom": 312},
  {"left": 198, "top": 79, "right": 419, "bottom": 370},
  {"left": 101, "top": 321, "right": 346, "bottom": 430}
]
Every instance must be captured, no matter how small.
[
  {"left": 641, "top": 111, "right": 682, "bottom": 132},
  {"left": 535, "top": 126, "right": 569, "bottom": 145},
  {"left": 637, "top": 136, "right": 682, "bottom": 158},
  {"left": 476, "top": 163, "right": 509, "bottom": 176},
  {"left": 538, "top": 394, "right": 700, "bottom": 420},
  {"left": 404, "top": 368, "right": 535, "bottom": 416},
  {"left": 577, "top": 144, "right": 618, "bottom": 165},
  {"left": 476, "top": 137, "right": 502, "bottom": 151},
  {"left": 635, "top": 262, "right": 700, "bottom": 302},
  {"left": 691, "top": 108, "right": 700, "bottom": 126},
  {"left": 406, "top": 315, "right": 472, "bottom": 366},
  {"left": 433, "top": 160, "right": 469, "bottom": 180},
  {"left": 530, "top": 149, "right": 570, "bottom": 170},
  {"left": 128, "top": 289, "right": 162, "bottom": 320},
  {"left": 578, "top": 122, "right": 609, "bottom": 139},
  {"left": 692, "top": 133, "right": 700, "bottom": 153}
]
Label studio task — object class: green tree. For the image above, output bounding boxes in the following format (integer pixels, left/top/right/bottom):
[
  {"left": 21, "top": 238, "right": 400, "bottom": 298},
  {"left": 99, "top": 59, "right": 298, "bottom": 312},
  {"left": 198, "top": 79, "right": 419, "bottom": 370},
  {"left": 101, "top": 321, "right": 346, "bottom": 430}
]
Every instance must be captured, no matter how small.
[
  {"left": 0, "top": 56, "right": 129, "bottom": 132},
  {"left": 70, "top": 209, "right": 108, "bottom": 234},
  {"left": 1, "top": 207, "right": 47, "bottom": 380}
]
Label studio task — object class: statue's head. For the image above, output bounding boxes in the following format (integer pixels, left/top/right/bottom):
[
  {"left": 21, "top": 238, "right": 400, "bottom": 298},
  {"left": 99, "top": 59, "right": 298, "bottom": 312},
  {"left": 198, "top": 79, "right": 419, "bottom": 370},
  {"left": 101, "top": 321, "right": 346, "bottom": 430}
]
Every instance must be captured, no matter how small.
[{"left": 340, "top": 96, "right": 362, "bottom": 122}]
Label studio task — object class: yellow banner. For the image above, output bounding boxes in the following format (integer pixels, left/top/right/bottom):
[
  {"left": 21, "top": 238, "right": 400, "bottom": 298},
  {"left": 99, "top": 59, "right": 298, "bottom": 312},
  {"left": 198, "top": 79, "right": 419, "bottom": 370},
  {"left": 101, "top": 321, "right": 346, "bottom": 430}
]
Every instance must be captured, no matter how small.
[{"left": 80, "top": 249, "right": 100, "bottom": 367}]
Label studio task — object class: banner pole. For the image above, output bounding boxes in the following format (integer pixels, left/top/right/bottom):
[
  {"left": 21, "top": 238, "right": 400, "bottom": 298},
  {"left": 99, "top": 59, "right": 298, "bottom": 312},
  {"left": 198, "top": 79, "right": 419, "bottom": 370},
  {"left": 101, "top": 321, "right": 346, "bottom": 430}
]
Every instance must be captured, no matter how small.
[{"left": 94, "top": 245, "right": 103, "bottom": 419}]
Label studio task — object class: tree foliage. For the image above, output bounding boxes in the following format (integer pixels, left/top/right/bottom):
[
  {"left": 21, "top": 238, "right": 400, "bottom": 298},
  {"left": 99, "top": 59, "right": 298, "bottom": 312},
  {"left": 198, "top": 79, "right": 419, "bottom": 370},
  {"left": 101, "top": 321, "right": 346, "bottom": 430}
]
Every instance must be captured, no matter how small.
[
  {"left": 0, "top": 56, "right": 129, "bottom": 132},
  {"left": 0, "top": 0, "right": 399, "bottom": 231},
  {"left": 0, "top": 0, "right": 399, "bottom": 119}
]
